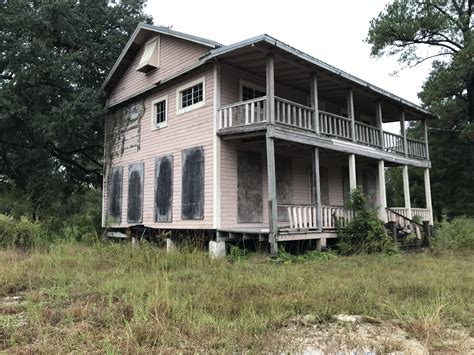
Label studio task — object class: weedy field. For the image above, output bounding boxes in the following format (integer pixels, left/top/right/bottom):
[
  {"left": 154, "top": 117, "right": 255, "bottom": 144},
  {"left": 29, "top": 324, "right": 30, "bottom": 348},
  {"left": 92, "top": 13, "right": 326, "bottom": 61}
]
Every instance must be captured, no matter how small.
[{"left": 0, "top": 242, "right": 472, "bottom": 353}]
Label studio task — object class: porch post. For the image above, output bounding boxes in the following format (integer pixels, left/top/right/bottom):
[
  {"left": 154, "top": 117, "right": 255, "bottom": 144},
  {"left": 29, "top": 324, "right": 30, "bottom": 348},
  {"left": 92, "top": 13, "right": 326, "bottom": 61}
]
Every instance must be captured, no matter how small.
[
  {"left": 313, "top": 147, "right": 323, "bottom": 231},
  {"left": 310, "top": 73, "right": 320, "bottom": 134},
  {"left": 424, "top": 168, "right": 434, "bottom": 225},
  {"left": 347, "top": 88, "right": 356, "bottom": 142},
  {"left": 402, "top": 165, "right": 412, "bottom": 219},
  {"left": 376, "top": 101, "right": 384, "bottom": 149},
  {"left": 421, "top": 118, "right": 430, "bottom": 160},
  {"left": 378, "top": 160, "right": 388, "bottom": 222},
  {"left": 266, "top": 53, "right": 278, "bottom": 255},
  {"left": 400, "top": 110, "right": 408, "bottom": 157},
  {"left": 348, "top": 154, "right": 357, "bottom": 191}
]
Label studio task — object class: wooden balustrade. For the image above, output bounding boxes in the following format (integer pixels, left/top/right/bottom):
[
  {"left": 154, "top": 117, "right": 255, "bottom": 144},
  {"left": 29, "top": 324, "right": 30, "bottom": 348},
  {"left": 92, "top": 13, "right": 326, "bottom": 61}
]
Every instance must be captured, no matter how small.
[
  {"left": 355, "top": 121, "right": 382, "bottom": 147},
  {"left": 383, "top": 131, "right": 405, "bottom": 155},
  {"left": 387, "top": 207, "right": 431, "bottom": 228},
  {"left": 407, "top": 138, "right": 427, "bottom": 159},
  {"left": 285, "top": 205, "right": 317, "bottom": 230},
  {"left": 322, "top": 206, "right": 352, "bottom": 229},
  {"left": 218, "top": 97, "right": 429, "bottom": 160},
  {"left": 275, "top": 97, "right": 314, "bottom": 130},
  {"left": 319, "top": 111, "right": 352, "bottom": 140},
  {"left": 218, "top": 97, "right": 266, "bottom": 129},
  {"left": 411, "top": 208, "right": 431, "bottom": 222}
]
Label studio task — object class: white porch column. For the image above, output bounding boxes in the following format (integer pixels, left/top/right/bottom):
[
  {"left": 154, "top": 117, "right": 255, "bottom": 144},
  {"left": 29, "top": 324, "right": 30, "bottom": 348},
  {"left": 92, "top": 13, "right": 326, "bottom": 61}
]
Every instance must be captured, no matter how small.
[
  {"left": 266, "top": 53, "right": 278, "bottom": 255},
  {"left": 424, "top": 168, "right": 434, "bottom": 224},
  {"left": 378, "top": 160, "right": 388, "bottom": 222},
  {"left": 310, "top": 73, "right": 320, "bottom": 134},
  {"left": 347, "top": 88, "right": 356, "bottom": 142},
  {"left": 376, "top": 101, "right": 384, "bottom": 149},
  {"left": 348, "top": 154, "right": 357, "bottom": 191},
  {"left": 422, "top": 118, "right": 430, "bottom": 160},
  {"left": 402, "top": 165, "right": 412, "bottom": 219},
  {"left": 313, "top": 147, "right": 323, "bottom": 231},
  {"left": 400, "top": 110, "right": 408, "bottom": 157}
]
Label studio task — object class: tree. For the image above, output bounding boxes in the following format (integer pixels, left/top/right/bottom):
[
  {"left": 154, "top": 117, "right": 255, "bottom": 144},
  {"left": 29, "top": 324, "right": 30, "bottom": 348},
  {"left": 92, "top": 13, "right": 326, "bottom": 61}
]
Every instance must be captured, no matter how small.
[
  {"left": 0, "top": 0, "right": 152, "bottom": 218},
  {"left": 367, "top": 0, "right": 474, "bottom": 219}
]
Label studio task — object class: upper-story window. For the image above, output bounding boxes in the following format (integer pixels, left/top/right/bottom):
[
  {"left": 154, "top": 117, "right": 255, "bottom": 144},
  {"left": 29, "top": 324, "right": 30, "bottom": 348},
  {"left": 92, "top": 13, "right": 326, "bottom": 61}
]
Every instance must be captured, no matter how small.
[
  {"left": 176, "top": 77, "right": 206, "bottom": 114},
  {"left": 151, "top": 95, "right": 168, "bottom": 130},
  {"left": 240, "top": 80, "right": 265, "bottom": 101}
]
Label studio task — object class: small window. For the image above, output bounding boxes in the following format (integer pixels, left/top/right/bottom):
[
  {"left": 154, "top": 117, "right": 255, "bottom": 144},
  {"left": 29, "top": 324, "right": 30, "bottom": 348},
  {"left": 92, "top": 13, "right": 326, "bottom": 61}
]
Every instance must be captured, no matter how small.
[
  {"left": 240, "top": 80, "right": 266, "bottom": 101},
  {"left": 176, "top": 77, "right": 206, "bottom": 114},
  {"left": 151, "top": 96, "right": 168, "bottom": 130}
]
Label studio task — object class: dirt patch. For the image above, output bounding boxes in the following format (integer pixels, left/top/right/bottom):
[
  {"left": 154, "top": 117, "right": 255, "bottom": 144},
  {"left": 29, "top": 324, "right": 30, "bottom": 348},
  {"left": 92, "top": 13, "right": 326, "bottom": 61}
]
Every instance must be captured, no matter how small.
[{"left": 273, "top": 315, "right": 473, "bottom": 353}]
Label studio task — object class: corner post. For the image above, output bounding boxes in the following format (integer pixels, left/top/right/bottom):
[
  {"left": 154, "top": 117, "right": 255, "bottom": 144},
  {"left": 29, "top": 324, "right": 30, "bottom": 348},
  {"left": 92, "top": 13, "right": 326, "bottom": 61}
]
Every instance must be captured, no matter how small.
[
  {"left": 347, "top": 88, "right": 356, "bottom": 142},
  {"left": 421, "top": 119, "right": 430, "bottom": 160},
  {"left": 378, "top": 160, "right": 388, "bottom": 222},
  {"left": 424, "top": 168, "right": 434, "bottom": 225},
  {"left": 313, "top": 147, "right": 323, "bottom": 231},
  {"left": 402, "top": 165, "right": 412, "bottom": 219},
  {"left": 348, "top": 154, "right": 357, "bottom": 192},
  {"left": 213, "top": 61, "right": 221, "bottom": 230},
  {"left": 376, "top": 101, "right": 384, "bottom": 149},
  {"left": 310, "top": 72, "right": 320, "bottom": 134},
  {"left": 400, "top": 110, "right": 408, "bottom": 157},
  {"left": 266, "top": 53, "right": 278, "bottom": 255}
]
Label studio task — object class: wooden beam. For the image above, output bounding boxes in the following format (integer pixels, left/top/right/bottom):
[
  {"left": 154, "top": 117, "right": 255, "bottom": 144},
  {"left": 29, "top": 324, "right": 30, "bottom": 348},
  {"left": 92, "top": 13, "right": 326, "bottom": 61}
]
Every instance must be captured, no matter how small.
[
  {"left": 266, "top": 53, "right": 275, "bottom": 124},
  {"left": 421, "top": 119, "right": 430, "bottom": 160},
  {"left": 376, "top": 101, "right": 384, "bottom": 149},
  {"left": 310, "top": 73, "right": 320, "bottom": 134},
  {"left": 213, "top": 62, "right": 221, "bottom": 229},
  {"left": 378, "top": 160, "right": 387, "bottom": 222},
  {"left": 400, "top": 110, "right": 408, "bottom": 157},
  {"left": 266, "top": 134, "right": 278, "bottom": 255},
  {"left": 313, "top": 147, "right": 323, "bottom": 231},
  {"left": 424, "top": 168, "right": 434, "bottom": 224},
  {"left": 349, "top": 154, "right": 357, "bottom": 191},
  {"left": 347, "top": 88, "right": 356, "bottom": 142},
  {"left": 402, "top": 165, "right": 412, "bottom": 219}
]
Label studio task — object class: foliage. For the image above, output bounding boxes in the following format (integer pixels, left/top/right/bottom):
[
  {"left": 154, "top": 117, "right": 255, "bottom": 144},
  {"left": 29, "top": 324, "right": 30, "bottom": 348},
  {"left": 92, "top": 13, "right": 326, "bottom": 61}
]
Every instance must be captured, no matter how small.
[
  {"left": 227, "top": 245, "right": 249, "bottom": 262},
  {"left": 367, "top": 0, "right": 474, "bottom": 220},
  {"left": 276, "top": 246, "right": 336, "bottom": 263},
  {"left": 337, "top": 188, "right": 398, "bottom": 255},
  {"left": 0, "top": 214, "right": 46, "bottom": 248},
  {"left": 0, "top": 0, "right": 152, "bottom": 220},
  {"left": 433, "top": 216, "right": 474, "bottom": 250},
  {"left": 0, "top": 244, "right": 472, "bottom": 352}
]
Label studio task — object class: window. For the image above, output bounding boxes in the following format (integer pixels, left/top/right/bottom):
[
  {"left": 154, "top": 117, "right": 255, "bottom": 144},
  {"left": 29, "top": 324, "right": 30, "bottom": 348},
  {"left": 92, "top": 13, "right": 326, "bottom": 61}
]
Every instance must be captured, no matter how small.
[
  {"left": 182, "top": 146, "right": 204, "bottom": 220},
  {"left": 151, "top": 96, "right": 168, "bottom": 130},
  {"left": 240, "top": 80, "right": 265, "bottom": 101},
  {"left": 176, "top": 77, "right": 206, "bottom": 114},
  {"left": 108, "top": 166, "right": 123, "bottom": 223}
]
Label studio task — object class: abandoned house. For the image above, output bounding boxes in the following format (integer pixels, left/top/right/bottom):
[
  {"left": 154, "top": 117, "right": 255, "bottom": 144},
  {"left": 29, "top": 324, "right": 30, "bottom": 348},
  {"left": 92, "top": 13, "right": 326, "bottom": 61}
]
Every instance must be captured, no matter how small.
[{"left": 101, "top": 23, "right": 435, "bottom": 255}]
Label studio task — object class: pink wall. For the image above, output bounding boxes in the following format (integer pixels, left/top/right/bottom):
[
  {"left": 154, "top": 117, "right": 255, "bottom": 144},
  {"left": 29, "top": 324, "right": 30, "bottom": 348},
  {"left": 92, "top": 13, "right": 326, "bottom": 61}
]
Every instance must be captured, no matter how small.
[
  {"left": 104, "top": 68, "right": 215, "bottom": 229},
  {"left": 107, "top": 34, "right": 210, "bottom": 107}
]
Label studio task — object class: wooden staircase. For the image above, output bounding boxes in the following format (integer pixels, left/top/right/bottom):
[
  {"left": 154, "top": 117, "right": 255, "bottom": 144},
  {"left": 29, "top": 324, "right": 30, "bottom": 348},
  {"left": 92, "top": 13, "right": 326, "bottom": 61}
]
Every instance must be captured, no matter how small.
[{"left": 386, "top": 208, "right": 431, "bottom": 250}]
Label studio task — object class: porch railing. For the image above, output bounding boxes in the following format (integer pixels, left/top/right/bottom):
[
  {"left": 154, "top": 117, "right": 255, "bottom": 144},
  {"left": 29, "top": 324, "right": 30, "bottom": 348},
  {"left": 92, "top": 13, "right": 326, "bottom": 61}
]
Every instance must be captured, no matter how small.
[
  {"left": 283, "top": 204, "right": 352, "bottom": 230},
  {"left": 387, "top": 207, "right": 431, "bottom": 224},
  {"left": 322, "top": 205, "right": 352, "bottom": 229},
  {"left": 218, "top": 96, "right": 266, "bottom": 129},
  {"left": 275, "top": 96, "right": 315, "bottom": 131},
  {"left": 355, "top": 121, "right": 382, "bottom": 148},
  {"left": 319, "top": 111, "right": 352, "bottom": 140},
  {"left": 217, "top": 97, "right": 429, "bottom": 160}
]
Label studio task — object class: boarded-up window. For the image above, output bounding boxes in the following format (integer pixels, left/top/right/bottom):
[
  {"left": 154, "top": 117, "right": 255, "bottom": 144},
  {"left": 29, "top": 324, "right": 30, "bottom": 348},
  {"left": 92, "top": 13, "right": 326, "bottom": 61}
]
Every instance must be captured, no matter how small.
[
  {"left": 182, "top": 147, "right": 204, "bottom": 220},
  {"left": 309, "top": 165, "right": 329, "bottom": 206},
  {"left": 342, "top": 167, "right": 350, "bottom": 205},
  {"left": 363, "top": 168, "right": 377, "bottom": 209},
  {"left": 108, "top": 166, "right": 123, "bottom": 223},
  {"left": 276, "top": 157, "right": 292, "bottom": 222},
  {"left": 127, "top": 162, "right": 144, "bottom": 223},
  {"left": 238, "top": 151, "right": 263, "bottom": 223},
  {"left": 155, "top": 155, "right": 173, "bottom": 222}
]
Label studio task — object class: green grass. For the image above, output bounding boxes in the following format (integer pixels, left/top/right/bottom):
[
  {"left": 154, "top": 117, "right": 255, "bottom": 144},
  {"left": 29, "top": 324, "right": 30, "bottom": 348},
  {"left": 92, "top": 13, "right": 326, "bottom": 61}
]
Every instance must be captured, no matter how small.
[{"left": 0, "top": 242, "right": 472, "bottom": 352}]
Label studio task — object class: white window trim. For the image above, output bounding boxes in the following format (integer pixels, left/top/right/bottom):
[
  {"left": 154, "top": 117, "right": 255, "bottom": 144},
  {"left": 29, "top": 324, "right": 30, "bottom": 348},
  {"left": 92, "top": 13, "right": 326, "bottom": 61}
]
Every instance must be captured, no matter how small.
[
  {"left": 176, "top": 76, "right": 206, "bottom": 115},
  {"left": 239, "top": 79, "right": 266, "bottom": 101},
  {"left": 151, "top": 95, "right": 168, "bottom": 130}
]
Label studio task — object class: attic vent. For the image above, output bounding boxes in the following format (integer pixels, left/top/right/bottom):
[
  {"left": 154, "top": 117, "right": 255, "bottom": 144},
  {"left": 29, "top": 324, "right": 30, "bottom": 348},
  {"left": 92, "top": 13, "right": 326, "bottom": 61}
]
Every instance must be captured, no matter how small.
[{"left": 136, "top": 37, "right": 160, "bottom": 73}]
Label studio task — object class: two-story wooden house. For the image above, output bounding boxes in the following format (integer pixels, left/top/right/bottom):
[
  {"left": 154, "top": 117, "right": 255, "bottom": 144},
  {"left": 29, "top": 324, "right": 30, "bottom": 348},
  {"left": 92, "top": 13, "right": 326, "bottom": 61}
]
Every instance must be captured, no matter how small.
[{"left": 102, "top": 23, "right": 434, "bottom": 255}]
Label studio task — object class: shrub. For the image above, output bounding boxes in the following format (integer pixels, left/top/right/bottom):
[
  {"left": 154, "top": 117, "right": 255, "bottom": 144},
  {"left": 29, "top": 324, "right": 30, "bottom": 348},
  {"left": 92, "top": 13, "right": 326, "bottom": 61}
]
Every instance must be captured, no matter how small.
[
  {"left": 337, "top": 188, "right": 398, "bottom": 255},
  {"left": 0, "top": 214, "right": 45, "bottom": 248},
  {"left": 433, "top": 217, "right": 474, "bottom": 251}
]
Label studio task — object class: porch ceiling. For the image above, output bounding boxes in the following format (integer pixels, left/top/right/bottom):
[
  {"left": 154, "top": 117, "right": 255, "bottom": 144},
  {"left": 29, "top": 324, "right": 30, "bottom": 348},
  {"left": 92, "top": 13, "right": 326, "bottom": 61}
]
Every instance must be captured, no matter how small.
[{"left": 212, "top": 40, "right": 431, "bottom": 122}]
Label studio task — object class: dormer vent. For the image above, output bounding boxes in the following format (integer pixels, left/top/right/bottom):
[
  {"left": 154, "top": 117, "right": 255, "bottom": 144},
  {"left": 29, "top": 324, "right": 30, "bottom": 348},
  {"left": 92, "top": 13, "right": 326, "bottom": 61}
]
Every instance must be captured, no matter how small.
[{"left": 136, "top": 37, "right": 160, "bottom": 73}]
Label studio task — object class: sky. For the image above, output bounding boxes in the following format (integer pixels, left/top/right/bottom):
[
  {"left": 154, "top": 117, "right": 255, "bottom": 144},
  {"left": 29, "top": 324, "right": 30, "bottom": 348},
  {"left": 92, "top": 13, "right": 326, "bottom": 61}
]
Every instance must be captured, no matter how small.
[{"left": 144, "top": 0, "right": 433, "bottom": 132}]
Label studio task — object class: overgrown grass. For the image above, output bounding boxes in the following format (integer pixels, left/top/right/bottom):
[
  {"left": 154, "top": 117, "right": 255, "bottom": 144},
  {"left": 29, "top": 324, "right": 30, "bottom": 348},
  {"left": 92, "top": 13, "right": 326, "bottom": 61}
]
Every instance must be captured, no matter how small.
[
  {"left": 0, "top": 242, "right": 472, "bottom": 352},
  {"left": 434, "top": 216, "right": 474, "bottom": 251}
]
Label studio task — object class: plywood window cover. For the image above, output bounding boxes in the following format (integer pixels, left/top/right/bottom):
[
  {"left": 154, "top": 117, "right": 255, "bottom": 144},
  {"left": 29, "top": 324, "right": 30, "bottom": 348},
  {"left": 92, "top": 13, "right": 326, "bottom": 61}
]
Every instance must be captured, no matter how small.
[{"left": 137, "top": 37, "right": 160, "bottom": 73}]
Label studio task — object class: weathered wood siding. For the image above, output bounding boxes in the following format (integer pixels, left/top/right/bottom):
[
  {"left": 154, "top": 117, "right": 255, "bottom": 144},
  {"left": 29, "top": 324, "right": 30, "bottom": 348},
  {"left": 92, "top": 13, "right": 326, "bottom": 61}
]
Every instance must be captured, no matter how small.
[
  {"left": 103, "top": 68, "right": 215, "bottom": 229},
  {"left": 107, "top": 34, "right": 211, "bottom": 107}
]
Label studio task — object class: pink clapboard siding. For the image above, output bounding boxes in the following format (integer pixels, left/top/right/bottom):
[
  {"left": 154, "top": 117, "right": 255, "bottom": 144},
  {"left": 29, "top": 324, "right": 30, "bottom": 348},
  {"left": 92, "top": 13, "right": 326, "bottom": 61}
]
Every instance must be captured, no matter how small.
[
  {"left": 107, "top": 34, "right": 211, "bottom": 107},
  {"left": 104, "top": 68, "right": 215, "bottom": 229}
]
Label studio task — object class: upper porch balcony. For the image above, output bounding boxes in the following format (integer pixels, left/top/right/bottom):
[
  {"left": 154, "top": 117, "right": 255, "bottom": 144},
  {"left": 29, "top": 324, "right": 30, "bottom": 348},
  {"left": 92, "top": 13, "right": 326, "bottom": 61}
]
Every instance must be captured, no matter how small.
[{"left": 217, "top": 96, "right": 429, "bottom": 162}]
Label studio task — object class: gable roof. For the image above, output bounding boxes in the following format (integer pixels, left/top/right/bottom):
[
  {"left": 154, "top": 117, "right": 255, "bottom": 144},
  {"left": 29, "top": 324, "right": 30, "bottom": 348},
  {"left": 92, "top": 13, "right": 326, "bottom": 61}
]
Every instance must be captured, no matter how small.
[{"left": 101, "top": 23, "right": 221, "bottom": 93}]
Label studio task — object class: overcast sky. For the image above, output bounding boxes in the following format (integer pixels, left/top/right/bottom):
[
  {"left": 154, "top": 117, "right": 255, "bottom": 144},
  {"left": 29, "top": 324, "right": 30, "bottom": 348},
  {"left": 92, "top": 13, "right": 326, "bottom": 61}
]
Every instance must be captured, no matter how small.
[{"left": 145, "top": 0, "right": 433, "bottom": 131}]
